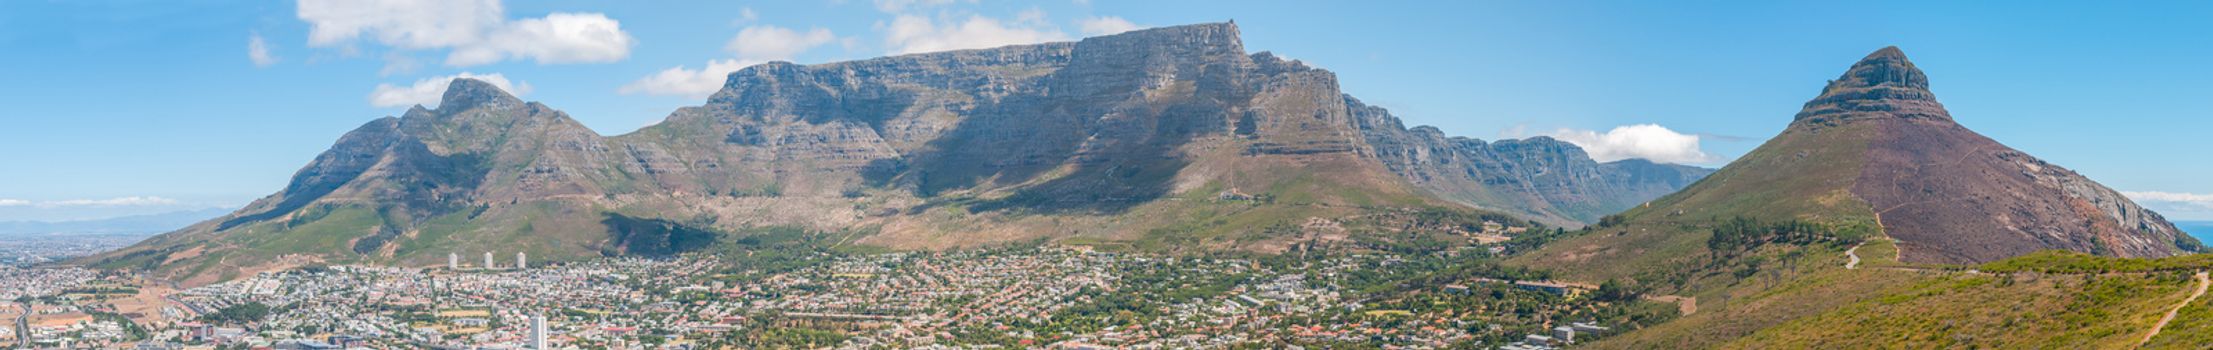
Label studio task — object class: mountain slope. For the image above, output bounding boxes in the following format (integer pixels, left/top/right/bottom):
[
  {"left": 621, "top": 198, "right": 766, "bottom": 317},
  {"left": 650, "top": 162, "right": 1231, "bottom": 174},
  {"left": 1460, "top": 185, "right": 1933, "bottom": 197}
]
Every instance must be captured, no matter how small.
[
  {"left": 1516, "top": 46, "right": 2203, "bottom": 348},
  {"left": 87, "top": 22, "right": 1706, "bottom": 285},
  {"left": 1525, "top": 47, "right": 2196, "bottom": 277}
]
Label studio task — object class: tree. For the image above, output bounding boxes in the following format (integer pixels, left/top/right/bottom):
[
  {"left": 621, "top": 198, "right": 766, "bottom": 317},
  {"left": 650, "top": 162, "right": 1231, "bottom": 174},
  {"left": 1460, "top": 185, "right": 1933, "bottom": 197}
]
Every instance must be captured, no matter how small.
[
  {"left": 1593, "top": 279, "right": 1639, "bottom": 302},
  {"left": 203, "top": 302, "right": 272, "bottom": 325}
]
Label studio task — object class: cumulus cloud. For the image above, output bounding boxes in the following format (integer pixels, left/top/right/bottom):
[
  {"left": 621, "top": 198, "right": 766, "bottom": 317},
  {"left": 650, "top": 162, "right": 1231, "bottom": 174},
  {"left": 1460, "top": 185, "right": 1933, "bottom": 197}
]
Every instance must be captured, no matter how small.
[
  {"left": 1544, "top": 124, "right": 1717, "bottom": 165},
  {"left": 1077, "top": 16, "right": 1142, "bottom": 36},
  {"left": 726, "top": 26, "right": 837, "bottom": 60},
  {"left": 620, "top": 59, "right": 763, "bottom": 98},
  {"left": 296, "top": 0, "right": 633, "bottom": 66},
  {"left": 621, "top": 23, "right": 842, "bottom": 98},
  {"left": 873, "top": 0, "right": 971, "bottom": 13},
  {"left": 884, "top": 14, "right": 1068, "bottom": 55},
  {"left": 445, "top": 13, "right": 634, "bottom": 66},
  {"left": 622, "top": 23, "right": 843, "bottom": 98},
  {"left": 2123, "top": 191, "right": 2213, "bottom": 219},
  {"left": 369, "top": 72, "right": 531, "bottom": 108},
  {"left": 248, "top": 33, "right": 279, "bottom": 67},
  {"left": 298, "top": 0, "right": 496, "bottom": 49}
]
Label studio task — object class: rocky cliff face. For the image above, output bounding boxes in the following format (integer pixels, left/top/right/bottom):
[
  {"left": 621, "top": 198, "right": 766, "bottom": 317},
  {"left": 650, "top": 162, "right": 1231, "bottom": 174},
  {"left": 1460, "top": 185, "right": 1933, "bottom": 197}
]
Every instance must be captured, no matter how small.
[{"left": 91, "top": 22, "right": 1707, "bottom": 284}]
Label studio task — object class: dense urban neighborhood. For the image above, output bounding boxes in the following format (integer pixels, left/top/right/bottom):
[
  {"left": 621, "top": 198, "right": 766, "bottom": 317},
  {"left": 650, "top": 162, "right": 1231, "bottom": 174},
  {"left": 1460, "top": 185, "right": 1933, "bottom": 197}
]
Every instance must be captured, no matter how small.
[{"left": 0, "top": 222, "right": 1671, "bottom": 349}]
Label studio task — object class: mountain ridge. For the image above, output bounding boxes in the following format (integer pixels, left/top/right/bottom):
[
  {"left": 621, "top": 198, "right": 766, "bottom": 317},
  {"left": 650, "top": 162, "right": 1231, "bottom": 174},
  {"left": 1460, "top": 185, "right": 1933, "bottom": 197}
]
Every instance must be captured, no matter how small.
[{"left": 87, "top": 22, "right": 1708, "bottom": 285}]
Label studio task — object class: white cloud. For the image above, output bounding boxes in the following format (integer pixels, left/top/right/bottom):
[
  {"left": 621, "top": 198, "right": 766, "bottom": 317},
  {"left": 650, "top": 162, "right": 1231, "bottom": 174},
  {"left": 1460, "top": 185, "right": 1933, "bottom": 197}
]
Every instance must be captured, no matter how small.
[
  {"left": 623, "top": 24, "right": 839, "bottom": 98},
  {"left": 296, "top": 0, "right": 633, "bottom": 66},
  {"left": 248, "top": 33, "right": 280, "bottom": 67},
  {"left": 1544, "top": 124, "right": 1717, "bottom": 165},
  {"left": 2124, "top": 191, "right": 2213, "bottom": 219},
  {"left": 873, "top": 0, "right": 970, "bottom": 13},
  {"left": 0, "top": 199, "right": 29, "bottom": 206},
  {"left": 884, "top": 14, "right": 1069, "bottom": 55},
  {"left": 1077, "top": 16, "right": 1142, "bottom": 36},
  {"left": 2125, "top": 191, "right": 2213, "bottom": 204},
  {"left": 726, "top": 26, "right": 837, "bottom": 60},
  {"left": 446, "top": 13, "right": 635, "bottom": 66},
  {"left": 369, "top": 72, "right": 531, "bottom": 108},
  {"left": 298, "top": 0, "right": 499, "bottom": 49},
  {"left": 620, "top": 59, "right": 763, "bottom": 98}
]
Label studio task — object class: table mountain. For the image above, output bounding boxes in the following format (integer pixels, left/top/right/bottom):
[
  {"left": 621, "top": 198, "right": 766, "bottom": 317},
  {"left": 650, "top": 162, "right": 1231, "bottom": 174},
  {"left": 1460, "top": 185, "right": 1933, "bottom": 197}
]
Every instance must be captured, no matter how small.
[{"left": 86, "top": 22, "right": 1705, "bottom": 285}]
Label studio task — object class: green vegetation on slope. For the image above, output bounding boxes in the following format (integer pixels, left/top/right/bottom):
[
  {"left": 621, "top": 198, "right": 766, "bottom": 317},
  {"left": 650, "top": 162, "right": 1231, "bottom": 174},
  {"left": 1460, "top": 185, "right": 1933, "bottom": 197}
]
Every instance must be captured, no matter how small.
[
  {"left": 1726, "top": 271, "right": 2196, "bottom": 348},
  {"left": 2144, "top": 279, "right": 2213, "bottom": 349},
  {"left": 1515, "top": 121, "right": 1884, "bottom": 288},
  {"left": 1979, "top": 250, "right": 2213, "bottom": 274}
]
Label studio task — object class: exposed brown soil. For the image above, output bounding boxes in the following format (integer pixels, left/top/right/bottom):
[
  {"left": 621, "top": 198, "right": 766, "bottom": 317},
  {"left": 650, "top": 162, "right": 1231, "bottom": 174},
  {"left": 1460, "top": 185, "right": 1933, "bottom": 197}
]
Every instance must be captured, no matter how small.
[{"left": 1855, "top": 117, "right": 2188, "bottom": 264}]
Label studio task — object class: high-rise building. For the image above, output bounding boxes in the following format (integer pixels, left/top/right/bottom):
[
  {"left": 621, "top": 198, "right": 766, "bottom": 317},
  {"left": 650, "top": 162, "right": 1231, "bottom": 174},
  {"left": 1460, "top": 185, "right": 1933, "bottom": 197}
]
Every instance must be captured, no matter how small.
[
  {"left": 484, "top": 252, "right": 495, "bottom": 270},
  {"left": 531, "top": 314, "right": 548, "bottom": 350},
  {"left": 516, "top": 252, "right": 527, "bottom": 270},
  {"left": 449, "top": 252, "right": 459, "bottom": 270}
]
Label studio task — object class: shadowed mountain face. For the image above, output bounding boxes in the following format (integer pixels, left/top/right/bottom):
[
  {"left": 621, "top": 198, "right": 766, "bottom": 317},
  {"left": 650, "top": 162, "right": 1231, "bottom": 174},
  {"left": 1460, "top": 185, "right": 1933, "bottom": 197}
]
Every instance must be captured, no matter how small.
[{"left": 87, "top": 22, "right": 1706, "bottom": 285}]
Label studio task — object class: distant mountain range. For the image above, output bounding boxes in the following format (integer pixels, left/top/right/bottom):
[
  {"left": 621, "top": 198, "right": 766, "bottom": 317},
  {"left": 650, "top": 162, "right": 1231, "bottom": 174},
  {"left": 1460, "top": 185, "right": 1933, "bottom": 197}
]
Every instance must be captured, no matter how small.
[
  {"left": 87, "top": 22, "right": 1710, "bottom": 285},
  {"left": 0, "top": 207, "right": 232, "bottom": 237}
]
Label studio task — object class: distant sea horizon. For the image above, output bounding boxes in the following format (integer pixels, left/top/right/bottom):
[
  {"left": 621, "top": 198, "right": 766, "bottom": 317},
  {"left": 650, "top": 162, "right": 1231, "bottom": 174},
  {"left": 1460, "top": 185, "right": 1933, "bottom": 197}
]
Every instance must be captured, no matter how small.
[{"left": 2180, "top": 221, "right": 2213, "bottom": 246}]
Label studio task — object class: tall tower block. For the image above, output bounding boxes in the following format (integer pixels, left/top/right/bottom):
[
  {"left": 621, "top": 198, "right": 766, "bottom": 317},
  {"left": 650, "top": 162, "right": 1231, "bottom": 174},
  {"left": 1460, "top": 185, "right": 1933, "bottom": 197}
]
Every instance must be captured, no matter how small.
[{"left": 531, "top": 314, "right": 548, "bottom": 349}]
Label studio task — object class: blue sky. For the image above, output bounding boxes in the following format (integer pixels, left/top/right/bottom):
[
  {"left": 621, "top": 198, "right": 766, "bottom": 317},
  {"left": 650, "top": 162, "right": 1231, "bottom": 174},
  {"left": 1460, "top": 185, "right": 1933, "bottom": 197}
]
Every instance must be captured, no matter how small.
[{"left": 2, "top": 0, "right": 2210, "bottom": 221}]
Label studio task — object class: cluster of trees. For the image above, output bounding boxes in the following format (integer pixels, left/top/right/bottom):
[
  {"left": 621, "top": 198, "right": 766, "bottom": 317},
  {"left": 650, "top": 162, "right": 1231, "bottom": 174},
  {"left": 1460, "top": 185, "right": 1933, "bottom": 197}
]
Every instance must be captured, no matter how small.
[
  {"left": 201, "top": 302, "right": 272, "bottom": 325},
  {"left": 1706, "top": 217, "right": 1835, "bottom": 253},
  {"left": 696, "top": 320, "right": 851, "bottom": 349},
  {"left": 1596, "top": 214, "right": 1628, "bottom": 228},
  {"left": 710, "top": 226, "right": 859, "bottom": 284},
  {"left": 1592, "top": 279, "right": 1641, "bottom": 302},
  {"left": 1046, "top": 263, "right": 1253, "bottom": 334}
]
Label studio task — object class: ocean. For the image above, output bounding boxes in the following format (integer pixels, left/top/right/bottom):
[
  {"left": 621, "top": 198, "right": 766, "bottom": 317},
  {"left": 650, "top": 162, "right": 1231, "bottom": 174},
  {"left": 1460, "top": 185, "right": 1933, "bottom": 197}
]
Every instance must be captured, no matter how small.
[{"left": 2180, "top": 221, "right": 2213, "bottom": 245}]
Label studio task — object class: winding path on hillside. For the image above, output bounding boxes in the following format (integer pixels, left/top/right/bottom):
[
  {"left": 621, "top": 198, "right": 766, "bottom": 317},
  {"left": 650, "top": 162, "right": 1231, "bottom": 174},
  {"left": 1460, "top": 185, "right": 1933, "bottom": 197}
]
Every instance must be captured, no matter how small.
[
  {"left": 1643, "top": 295, "right": 1697, "bottom": 316},
  {"left": 2138, "top": 271, "right": 2210, "bottom": 347},
  {"left": 1845, "top": 241, "right": 1866, "bottom": 270}
]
